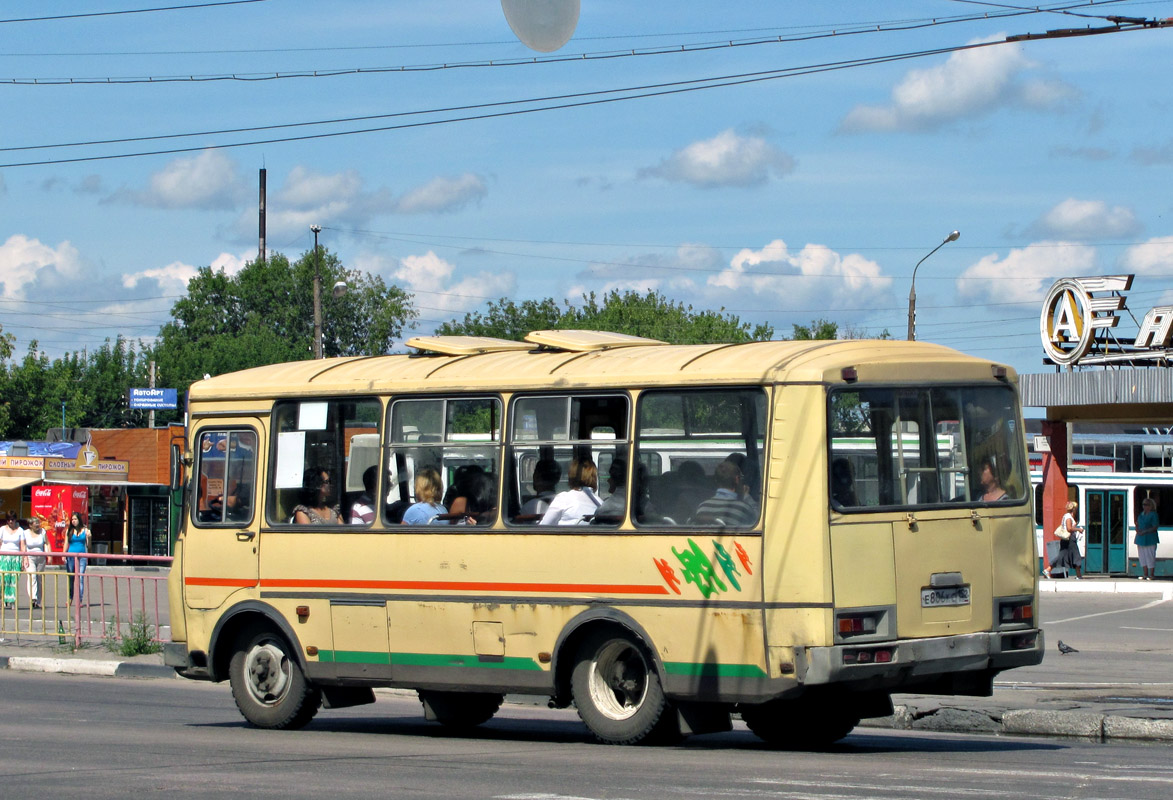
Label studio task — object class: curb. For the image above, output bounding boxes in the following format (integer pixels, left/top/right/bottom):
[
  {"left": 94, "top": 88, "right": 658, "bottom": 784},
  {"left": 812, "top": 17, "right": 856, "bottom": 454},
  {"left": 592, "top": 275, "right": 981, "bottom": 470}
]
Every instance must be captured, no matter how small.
[
  {"left": 861, "top": 704, "right": 1173, "bottom": 742},
  {"left": 0, "top": 655, "right": 176, "bottom": 680}
]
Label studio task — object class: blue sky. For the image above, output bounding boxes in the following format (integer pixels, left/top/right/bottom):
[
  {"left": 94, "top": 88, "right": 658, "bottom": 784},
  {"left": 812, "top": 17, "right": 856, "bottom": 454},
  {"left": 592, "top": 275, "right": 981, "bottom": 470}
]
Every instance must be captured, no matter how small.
[{"left": 2, "top": 0, "right": 1172, "bottom": 378}]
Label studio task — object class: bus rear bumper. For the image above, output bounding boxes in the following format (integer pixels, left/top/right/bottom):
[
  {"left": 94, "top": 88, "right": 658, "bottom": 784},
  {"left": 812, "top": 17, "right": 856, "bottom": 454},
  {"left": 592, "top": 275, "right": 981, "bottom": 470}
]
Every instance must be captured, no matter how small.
[{"left": 804, "top": 628, "right": 1044, "bottom": 695}]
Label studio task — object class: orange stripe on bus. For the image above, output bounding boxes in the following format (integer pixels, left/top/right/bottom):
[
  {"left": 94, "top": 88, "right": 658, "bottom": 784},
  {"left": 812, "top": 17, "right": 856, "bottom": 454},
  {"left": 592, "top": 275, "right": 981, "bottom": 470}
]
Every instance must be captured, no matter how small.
[
  {"left": 259, "top": 579, "right": 670, "bottom": 595},
  {"left": 185, "top": 577, "right": 258, "bottom": 587}
]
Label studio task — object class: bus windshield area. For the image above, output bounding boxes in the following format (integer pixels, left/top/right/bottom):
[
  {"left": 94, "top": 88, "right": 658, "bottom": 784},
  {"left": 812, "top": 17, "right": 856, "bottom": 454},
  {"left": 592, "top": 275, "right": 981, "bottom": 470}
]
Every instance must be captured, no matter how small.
[{"left": 829, "top": 385, "right": 1025, "bottom": 511}]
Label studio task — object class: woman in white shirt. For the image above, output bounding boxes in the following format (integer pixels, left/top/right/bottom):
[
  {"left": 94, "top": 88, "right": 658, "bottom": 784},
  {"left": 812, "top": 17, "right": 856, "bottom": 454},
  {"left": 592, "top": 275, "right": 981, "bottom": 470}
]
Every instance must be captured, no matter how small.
[
  {"left": 1, "top": 512, "right": 25, "bottom": 609},
  {"left": 23, "top": 517, "right": 48, "bottom": 609},
  {"left": 540, "top": 458, "right": 602, "bottom": 526}
]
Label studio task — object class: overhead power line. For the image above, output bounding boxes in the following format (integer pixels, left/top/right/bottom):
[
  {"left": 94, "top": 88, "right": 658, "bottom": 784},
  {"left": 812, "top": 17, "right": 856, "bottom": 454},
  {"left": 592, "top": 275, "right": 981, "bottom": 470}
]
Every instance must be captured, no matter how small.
[
  {"left": 5, "top": 18, "right": 1169, "bottom": 169},
  {"left": 0, "top": 0, "right": 267, "bottom": 25},
  {"left": 0, "top": 0, "right": 1134, "bottom": 85}
]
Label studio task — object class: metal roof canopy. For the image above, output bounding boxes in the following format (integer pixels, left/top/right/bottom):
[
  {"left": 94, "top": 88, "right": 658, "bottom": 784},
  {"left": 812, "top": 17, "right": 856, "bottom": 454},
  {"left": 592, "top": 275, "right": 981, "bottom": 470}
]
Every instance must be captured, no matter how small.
[
  {"left": 0, "top": 474, "right": 39, "bottom": 492},
  {"left": 1020, "top": 370, "right": 1173, "bottom": 423}
]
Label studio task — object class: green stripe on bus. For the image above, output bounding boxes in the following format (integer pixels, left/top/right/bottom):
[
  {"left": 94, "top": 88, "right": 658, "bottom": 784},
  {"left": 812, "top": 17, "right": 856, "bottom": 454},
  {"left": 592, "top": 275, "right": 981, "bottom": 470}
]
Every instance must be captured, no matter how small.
[
  {"left": 662, "top": 661, "right": 768, "bottom": 678},
  {"left": 316, "top": 651, "right": 543, "bottom": 671}
]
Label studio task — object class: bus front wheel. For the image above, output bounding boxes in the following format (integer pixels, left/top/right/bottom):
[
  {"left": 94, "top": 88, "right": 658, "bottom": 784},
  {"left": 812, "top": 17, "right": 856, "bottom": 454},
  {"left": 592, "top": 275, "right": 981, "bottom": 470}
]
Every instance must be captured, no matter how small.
[
  {"left": 570, "top": 630, "right": 673, "bottom": 745},
  {"left": 418, "top": 690, "right": 504, "bottom": 729},
  {"left": 228, "top": 625, "right": 321, "bottom": 730},
  {"left": 739, "top": 697, "right": 859, "bottom": 748}
]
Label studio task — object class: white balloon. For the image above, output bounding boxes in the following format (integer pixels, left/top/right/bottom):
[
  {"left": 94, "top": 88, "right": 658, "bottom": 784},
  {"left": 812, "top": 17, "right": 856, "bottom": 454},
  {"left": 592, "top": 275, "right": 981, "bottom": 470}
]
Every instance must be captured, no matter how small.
[{"left": 501, "top": 0, "right": 581, "bottom": 53}]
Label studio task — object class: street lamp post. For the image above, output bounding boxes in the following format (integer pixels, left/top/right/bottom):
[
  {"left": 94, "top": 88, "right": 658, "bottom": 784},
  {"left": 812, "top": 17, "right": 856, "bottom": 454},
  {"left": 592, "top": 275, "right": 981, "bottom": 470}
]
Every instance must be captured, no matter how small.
[
  {"left": 907, "top": 229, "right": 960, "bottom": 341},
  {"left": 311, "top": 224, "right": 322, "bottom": 359}
]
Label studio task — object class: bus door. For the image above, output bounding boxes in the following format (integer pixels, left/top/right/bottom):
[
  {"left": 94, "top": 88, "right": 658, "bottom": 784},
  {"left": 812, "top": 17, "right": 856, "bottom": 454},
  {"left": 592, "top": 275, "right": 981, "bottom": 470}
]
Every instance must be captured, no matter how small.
[
  {"left": 891, "top": 510, "right": 997, "bottom": 637},
  {"left": 1083, "top": 490, "right": 1127, "bottom": 574},
  {"left": 183, "top": 423, "right": 263, "bottom": 609}
]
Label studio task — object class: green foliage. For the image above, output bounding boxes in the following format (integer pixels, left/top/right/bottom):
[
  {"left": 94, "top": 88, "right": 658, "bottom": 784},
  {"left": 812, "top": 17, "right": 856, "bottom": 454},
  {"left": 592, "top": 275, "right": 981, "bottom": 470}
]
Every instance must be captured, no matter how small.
[
  {"left": 439, "top": 290, "right": 774, "bottom": 344},
  {"left": 103, "top": 611, "right": 163, "bottom": 657},
  {"left": 153, "top": 249, "right": 417, "bottom": 395},
  {"left": 0, "top": 337, "right": 153, "bottom": 439},
  {"left": 791, "top": 319, "right": 839, "bottom": 340}
]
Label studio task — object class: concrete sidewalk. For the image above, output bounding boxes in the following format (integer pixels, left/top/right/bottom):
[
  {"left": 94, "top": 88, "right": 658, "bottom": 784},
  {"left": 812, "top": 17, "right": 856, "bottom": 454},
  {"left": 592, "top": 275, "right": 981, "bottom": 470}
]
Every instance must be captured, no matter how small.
[{"left": 1, "top": 577, "right": 1170, "bottom": 743}]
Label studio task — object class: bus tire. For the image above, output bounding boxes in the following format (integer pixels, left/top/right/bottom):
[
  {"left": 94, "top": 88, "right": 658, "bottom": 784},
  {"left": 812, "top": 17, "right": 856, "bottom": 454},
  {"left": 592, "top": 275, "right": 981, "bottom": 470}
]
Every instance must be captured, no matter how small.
[
  {"left": 418, "top": 690, "right": 504, "bottom": 729},
  {"left": 571, "top": 630, "right": 672, "bottom": 745},
  {"left": 229, "top": 625, "right": 321, "bottom": 730},
  {"left": 739, "top": 697, "right": 858, "bottom": 748}
]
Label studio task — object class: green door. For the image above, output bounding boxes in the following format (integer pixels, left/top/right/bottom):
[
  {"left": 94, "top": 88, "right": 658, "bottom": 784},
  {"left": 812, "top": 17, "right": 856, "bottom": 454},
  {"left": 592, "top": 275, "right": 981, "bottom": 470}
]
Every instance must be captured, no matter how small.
[{"left": 1084, "top": 490, "right": 1127, "bottom": 574}]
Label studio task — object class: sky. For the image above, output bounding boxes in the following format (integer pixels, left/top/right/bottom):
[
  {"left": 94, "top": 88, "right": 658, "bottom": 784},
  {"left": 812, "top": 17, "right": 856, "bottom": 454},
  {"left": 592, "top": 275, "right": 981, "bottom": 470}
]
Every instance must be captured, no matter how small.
[{"left": 2, "top": 0, "right": 1173, "bottom": 379}]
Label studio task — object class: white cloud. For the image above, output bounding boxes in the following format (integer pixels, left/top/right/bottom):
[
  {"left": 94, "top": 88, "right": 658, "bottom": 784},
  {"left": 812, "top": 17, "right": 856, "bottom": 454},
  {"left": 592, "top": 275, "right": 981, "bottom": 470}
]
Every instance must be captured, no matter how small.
[
  {"left": 110, "top": 149, "right": 247, "bottom": 209},
  {"left": 842, "top": 39, "right": 1075, "bottom": 132},
  {"left": 0, "top": 235, "right": 84, "bottom": 299},
  {"left": 394, "top": 173, "right": 487, "bottom": 214},
  {"left": 1030, "top": 199, "right": 1140, "bottom": 240},
  {"left": 121, "top": 261, "right": 199, "bottom": 292},
  {"left": 1121, "top": 236, "right": 1173, "bottom": 275},
  {"left": 388, "top": 250, "right": 515, "bottom": 314},
  {"left": 706, "top": 239, "right": 891, "bottom": 305},
  {"left": 956, "top": 241, "right": 1097, "bottom": 304},
  {"left": 641, "top": 129, "right": 795, "bottom": 188}
]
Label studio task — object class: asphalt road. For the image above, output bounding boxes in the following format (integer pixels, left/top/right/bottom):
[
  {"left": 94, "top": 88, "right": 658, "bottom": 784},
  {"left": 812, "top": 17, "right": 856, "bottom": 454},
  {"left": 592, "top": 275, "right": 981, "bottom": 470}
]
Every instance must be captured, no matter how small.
[{"left": 4, "top": 670, "right": 1173, "bottom": 800}]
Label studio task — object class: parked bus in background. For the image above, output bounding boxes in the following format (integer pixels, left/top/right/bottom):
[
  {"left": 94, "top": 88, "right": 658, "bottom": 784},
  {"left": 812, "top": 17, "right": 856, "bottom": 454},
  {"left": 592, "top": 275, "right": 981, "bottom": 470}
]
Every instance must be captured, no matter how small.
[
  {"left": 1032, "top": 470, "right": 1173, "bottom": 577},
  {"left": 165, "top": 330, "right": 1042, "bottom": 746}
]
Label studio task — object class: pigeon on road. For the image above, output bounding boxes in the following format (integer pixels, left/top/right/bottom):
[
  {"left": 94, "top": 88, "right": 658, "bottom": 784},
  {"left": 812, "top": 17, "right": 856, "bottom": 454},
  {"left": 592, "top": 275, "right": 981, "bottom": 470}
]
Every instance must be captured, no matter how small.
[{"left": 1057, "top": 640, "right": 1078, "bottom": 655}]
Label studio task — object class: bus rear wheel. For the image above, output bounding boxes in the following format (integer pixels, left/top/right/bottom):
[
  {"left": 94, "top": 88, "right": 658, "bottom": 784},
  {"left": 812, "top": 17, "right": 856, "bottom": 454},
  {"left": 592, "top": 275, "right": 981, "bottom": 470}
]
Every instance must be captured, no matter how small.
[
  {"left": 571, "top": 630, "right": 673, "bottom": 745},
  {"left": 739, "top": 696, "right": 859, "bottom": 748},
  {"left": 418, "top": 690, "right": 504, "bottom": 729},
  {"left": 229, "top": 625, "right": 321, "bottom": 730}
]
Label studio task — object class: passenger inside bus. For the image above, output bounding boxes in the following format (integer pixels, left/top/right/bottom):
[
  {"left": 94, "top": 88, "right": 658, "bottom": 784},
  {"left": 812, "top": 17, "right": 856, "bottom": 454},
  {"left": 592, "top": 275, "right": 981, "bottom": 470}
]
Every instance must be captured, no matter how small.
[
  {"left": 539, "top": 458, "right": 601, "bottom": 525},
  {"left": 691, "top": 461, "right": 757, "bottom": 527},
  {"left": 831, "top": 457, "right": 858, "bottom": 508},
  {"left": 293, "top": 467, "right": 342, "bottom": 524},
  {"left": 592, "top": 458, "right": 629, "bottom": 524},
  {"left": 979, "top": 455, "right": 1007, "bottom": 503},
  {"left": 446, "top": 467, "right": 496, "bottom": 525},
  {"left": 516, "top": 458, "right": 561, "bottom": 522}
]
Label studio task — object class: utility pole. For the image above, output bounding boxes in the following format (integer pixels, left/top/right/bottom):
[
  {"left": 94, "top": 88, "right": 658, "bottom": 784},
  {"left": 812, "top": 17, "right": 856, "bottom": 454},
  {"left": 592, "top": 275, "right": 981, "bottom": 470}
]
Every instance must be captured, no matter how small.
[
  {"left": 258, "top": 168, "right": 267, "bottom": 263},
  {"left": 311, "top": 224, "right": 322, "bottom": 359},
  {"left": 907, "top": 230, "right": 960, "bottom": 341},
  {"left": 148, "top": 360, "right": 157, "bottom": 429}
]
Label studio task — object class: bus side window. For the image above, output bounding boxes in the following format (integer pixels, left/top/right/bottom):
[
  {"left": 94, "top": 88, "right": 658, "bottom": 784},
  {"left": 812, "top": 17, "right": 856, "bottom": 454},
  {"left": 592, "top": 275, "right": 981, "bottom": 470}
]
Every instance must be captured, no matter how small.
[
  {"left": 269, "top": 398, "right": 380, "bottom": 527},
  {"left": 387, "top": 396, "right": 501, "bottom": 526},
  {"left": 194, "top": 430, "right": 257, "bottom": 526}
]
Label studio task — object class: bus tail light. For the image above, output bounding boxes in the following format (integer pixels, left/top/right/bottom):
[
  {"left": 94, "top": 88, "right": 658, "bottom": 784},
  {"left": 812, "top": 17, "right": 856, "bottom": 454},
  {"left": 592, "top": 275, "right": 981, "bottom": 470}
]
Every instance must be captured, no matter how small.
[
  {"left": 843, "top": 647, "right": 894, "bottom": 665},
  {"left": 838, "top": 613, "right": 879, "bottom": 636},
  {"left": 998, "top": 599, "right": 1033, "bottom": 625}
]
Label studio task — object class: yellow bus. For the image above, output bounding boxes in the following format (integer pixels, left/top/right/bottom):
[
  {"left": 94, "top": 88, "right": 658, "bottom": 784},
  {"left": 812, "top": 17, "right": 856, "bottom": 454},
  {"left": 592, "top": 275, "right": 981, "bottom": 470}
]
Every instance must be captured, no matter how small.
[{"left": 164, "top": 330, "right": 1043, "bottom": 746}]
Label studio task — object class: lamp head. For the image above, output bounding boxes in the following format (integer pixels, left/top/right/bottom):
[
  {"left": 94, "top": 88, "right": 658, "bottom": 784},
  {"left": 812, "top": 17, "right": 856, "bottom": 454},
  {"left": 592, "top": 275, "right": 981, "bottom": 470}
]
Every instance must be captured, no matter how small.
[{"left": 946, "top": 230, "right": 960, "bottom": 242}]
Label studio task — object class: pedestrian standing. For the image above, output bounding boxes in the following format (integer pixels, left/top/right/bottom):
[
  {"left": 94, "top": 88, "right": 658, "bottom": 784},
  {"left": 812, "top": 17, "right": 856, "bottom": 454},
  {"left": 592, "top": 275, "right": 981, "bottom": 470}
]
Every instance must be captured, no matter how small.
[
  {"left": 1, "top": 512, "right": 26, "bottom": 608},
  {"left": 64, "top": 512, "right": 92, "bottom": 604},
  {"left": 23, "top": 516, "right": 48, "bottom": 608},
  {"left": 1135, "top": 497, "right": 1161, "bottom": 581}
]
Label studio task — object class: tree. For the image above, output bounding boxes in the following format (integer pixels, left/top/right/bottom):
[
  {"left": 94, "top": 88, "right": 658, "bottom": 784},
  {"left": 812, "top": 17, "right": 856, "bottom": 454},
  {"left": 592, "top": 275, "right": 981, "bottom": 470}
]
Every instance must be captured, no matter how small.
[
  {"left": 791, "top": 319, "right": 839, "bottom": 341},
  {"left": 153, "top": 250, "right": 416, "bottom": 394},
  {"left": 439, "top": 290, "right": 773, "bottom": 344},
  {"left": 0, "top": 337, "right": 153, "bottom": 439}
]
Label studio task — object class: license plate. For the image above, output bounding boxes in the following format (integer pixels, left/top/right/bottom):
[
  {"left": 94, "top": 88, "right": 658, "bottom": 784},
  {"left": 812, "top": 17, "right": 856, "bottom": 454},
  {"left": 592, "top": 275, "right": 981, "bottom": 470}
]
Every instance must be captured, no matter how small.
[{"left": 921, "top": 586, "right": 970, "bottom": 607}]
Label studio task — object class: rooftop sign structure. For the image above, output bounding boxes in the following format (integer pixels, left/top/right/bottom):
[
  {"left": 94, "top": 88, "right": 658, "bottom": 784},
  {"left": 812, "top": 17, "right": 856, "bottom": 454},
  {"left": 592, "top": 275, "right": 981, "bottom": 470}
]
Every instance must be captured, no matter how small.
[{"left": 1040, "top": 275, "right": 1173, "bottom": 367}]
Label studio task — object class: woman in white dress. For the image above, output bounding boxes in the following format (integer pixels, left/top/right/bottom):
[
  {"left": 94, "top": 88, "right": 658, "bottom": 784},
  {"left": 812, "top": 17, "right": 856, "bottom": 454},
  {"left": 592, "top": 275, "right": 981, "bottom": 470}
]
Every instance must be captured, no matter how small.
[
  {"left": 23, "top": 517, "right": 48, "bottom": 609},
  {"left": 1, "top": 512, "right": 25, "bottom": 608}
]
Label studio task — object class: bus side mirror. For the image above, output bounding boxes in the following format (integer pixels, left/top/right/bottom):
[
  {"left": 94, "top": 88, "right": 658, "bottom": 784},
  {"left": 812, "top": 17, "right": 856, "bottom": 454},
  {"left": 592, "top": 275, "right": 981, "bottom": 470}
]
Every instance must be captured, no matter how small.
[{"left": 170, "top": 443, "right": 184, "bottom": 492}]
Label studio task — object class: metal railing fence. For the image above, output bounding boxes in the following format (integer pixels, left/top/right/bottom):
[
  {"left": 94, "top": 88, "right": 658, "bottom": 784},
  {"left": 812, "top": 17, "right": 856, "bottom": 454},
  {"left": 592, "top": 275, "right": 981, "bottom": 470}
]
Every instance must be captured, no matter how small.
[{"left": 0, "top": 552, "right": 171, "bottom": 649}]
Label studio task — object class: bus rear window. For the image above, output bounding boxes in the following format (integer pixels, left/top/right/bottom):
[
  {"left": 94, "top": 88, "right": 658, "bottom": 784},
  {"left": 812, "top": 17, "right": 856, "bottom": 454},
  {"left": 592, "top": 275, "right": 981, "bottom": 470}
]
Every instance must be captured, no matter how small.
[{"left": 829, "top": 385, "right": 1025, "bottom": 510}]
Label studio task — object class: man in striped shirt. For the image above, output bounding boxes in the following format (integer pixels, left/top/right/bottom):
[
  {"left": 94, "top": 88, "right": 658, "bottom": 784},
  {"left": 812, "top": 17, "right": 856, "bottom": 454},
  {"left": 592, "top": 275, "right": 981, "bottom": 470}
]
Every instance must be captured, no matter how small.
[{"left": 691, "top": 460, "right": 757, "bottom": 527}]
